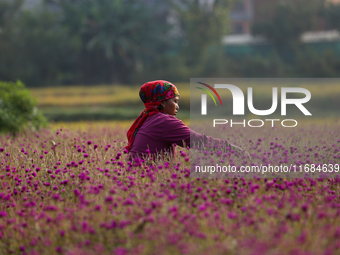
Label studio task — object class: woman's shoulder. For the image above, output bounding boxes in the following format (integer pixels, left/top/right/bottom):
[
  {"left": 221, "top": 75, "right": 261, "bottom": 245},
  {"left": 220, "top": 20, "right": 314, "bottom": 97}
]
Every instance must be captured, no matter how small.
[
  {"left": 145, "top": 112, "right": 185, "bottom": 127},
  {"left": 142, "top": 112, "right": 169, "bottom": 127},
  {"left": 157, "top": 112, "right": 184, "bottom": 123},
  {"left": 149, "top": 112, "right": 179, "bottom": 121}
]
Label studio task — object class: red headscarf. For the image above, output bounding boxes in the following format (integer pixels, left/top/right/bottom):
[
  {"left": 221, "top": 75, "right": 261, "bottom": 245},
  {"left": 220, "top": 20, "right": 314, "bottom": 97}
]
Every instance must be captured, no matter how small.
[{"left": 125, "top": 80, "right": 179, "bottom": 151}]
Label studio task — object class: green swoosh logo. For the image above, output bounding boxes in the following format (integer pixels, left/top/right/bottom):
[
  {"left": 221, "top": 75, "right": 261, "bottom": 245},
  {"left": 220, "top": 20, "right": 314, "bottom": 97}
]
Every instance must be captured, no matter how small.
[{"left": 196, "top": 87, "right": 217, "bottom": 106}]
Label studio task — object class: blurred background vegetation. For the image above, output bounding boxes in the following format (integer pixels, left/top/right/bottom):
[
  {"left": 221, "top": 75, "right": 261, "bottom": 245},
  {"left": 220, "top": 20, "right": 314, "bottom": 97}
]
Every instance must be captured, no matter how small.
[
  {"left": 0, "top": 80, "right": 47, "bottom": 134},
  {"left": 1, "top": 0, "right": 340, "bottom": 124}
]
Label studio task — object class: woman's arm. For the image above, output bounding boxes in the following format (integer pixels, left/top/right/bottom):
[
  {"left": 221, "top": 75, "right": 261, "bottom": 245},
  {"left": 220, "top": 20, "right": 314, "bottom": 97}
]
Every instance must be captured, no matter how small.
[
  {"left": 162, "top": 116, "right": 246, "bottom": 151},
  {"left": 162, "top": 115, "right": 250, "bottom": 159},
  {"left": 161, "top": 115, "right": 227, "bottom": 148}
]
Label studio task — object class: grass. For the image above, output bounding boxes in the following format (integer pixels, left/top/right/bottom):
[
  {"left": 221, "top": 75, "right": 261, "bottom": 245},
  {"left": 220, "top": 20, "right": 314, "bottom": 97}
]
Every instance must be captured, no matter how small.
[
  {"left": 29, "top": 81, "right": 340, "bottom": 122},
  {"left": 30, "top": 83, "right": 190, "bottom": 122},
  {"left": 30, "top": 83, "right": 191, "bottom": 107},
  {"left": 30, "top": 81, "right": 340, "bottom": 108}
]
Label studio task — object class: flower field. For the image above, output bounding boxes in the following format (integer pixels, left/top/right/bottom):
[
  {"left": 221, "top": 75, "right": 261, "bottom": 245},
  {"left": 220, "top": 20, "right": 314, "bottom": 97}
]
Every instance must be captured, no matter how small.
[{"left": 0, "top": 121, "right": 340, "bottom": 255}]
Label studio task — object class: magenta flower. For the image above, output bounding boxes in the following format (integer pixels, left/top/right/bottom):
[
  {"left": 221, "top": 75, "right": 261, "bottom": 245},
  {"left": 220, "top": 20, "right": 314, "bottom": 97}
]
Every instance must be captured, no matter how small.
[
  {"left": 74, "top": 189, "right": 80, "bottom": 196},
  {"left": 105, "top": 196, "right": 113, "bottom": 203}
]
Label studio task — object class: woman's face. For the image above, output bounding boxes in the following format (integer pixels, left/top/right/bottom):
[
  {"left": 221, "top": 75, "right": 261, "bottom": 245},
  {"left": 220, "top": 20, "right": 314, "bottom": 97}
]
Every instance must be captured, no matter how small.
[{"left": 161, "top": 96, "right": 179, "bottom": 116}]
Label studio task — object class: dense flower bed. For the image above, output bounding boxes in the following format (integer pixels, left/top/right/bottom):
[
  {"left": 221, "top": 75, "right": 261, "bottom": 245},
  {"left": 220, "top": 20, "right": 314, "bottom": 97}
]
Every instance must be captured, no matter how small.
[{"left": 0, "top": 123, "right": 339, "bottom": 255}]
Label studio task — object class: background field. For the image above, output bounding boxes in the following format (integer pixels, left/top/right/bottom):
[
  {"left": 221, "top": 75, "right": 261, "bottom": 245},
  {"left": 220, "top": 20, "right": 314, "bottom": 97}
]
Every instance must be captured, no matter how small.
[
  {"left": 30, "top": 83, "right": 191, "bottom": 122},
  {"left": 30, "top": 81, "right": 340, "bottom": 123}
]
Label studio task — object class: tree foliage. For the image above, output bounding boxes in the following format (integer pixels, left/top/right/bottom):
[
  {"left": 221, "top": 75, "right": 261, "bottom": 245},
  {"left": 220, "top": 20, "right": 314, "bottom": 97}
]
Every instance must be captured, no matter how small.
[
  {"left": 52, "top": 0, "right": 172, "bottom": 84},
  {"left": 0, "top": 0, "right": 78, "bottom": 86},
  {"left": 170, "top": 0, "right": 232, "bottom": 76},
  {"left": 247, "top": 0, "right": 340, "bottom": 76},
  {"left": 321, "top": 2, "right": 340, "bottom": 31},
  {"left": 251, "top": 0, "right": 324, "bottom": 49},
  {"left": 0, "top": 0, "right": 340, "bottom": 86},
  {"left": 0, "top": 81, "right": 47, "bottom": 135}
]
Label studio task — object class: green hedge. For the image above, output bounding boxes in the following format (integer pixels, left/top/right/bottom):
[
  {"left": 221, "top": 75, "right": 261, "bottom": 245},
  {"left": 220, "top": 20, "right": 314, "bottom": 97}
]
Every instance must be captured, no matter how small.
[{"left": 0, "top": 80, "right": 47, "bottom": 135}]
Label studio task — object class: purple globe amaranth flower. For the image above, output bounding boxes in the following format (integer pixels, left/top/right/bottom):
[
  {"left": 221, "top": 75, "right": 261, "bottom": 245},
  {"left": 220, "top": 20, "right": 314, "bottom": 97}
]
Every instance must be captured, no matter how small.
[
  {"left": 228, "top": 211, "right": 237, "bottom": 219},
  {"left": 0, "top": 211, "right": 7, "bottom": 217},
  {"left": 114, "top": 247, "right": 128, "bottom": 255},
  {"left": 74, "top": 189, "right": 81, "bottom": 196},
  {"left": 105, "top": 196, "right": 113, "bottom": 203},
  {"left": 123, "top": 198, "right": 135, "bottom": 206},
  {"left": 56, "top": 246, "right": 63, "bottom": 253},
  {"left": 180, "top": 152, "right": 187, "bottom": 157},
  {"left": 198, "top": 205, "right": 206, "bottom": 211}
]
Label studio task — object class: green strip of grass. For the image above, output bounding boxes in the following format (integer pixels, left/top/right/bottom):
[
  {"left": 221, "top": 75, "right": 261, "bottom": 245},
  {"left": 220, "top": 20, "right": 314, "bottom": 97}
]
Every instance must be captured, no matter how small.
[{"left": 41, "top": 106, "right": 190, "bottom": 122}]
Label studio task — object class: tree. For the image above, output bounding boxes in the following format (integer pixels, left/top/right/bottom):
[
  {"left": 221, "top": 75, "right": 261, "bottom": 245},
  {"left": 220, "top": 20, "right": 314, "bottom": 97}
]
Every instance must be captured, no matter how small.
[
  {"left": 170, "top": 0, "right": 233, "bottom": 76},
  {"left": 0, "top": 0, "right": 23, "bottom": 26},
  {"left": 51, "top": 0, "right": 171, "bottom": 84},
  {"left": 251, "top": 0, "right": 324, "bottom": 51},
  {"left": 321, "top": 2, "right": 340, "bottom": 31},
  {"left": 0, "top": 0, "right": 79, "bottom": 87},
  {"left": 0, "top": 81, "right": 47, "bottom": 135}
]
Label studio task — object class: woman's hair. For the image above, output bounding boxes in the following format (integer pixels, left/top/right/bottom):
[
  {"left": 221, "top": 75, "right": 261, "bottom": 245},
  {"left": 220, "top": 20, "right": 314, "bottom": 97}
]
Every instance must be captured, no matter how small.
[
  {"left": 157, "top": 99, "right": 168, "bottom": 111},
  {"left": 158, "top": 98, "right": 174, "bottom": 111}
]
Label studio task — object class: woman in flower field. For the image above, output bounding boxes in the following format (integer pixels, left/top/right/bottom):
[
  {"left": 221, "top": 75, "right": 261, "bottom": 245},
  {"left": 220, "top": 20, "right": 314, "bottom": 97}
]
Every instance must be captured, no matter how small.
[{"left": 126, "top": 80, "right": 248, "bottom": 160}]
